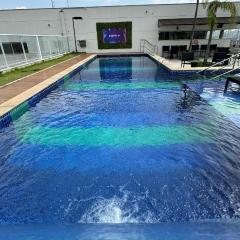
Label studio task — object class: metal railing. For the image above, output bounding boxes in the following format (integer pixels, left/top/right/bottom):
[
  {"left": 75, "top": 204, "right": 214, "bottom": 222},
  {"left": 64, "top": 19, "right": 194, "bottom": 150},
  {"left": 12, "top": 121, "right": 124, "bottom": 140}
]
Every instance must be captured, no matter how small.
[
  {"left": 0, "top": 34, "right": 74, "bottom": 72},
  {"left": 197, "top": 52, "right": 240, "bottom": 76},
  {"left": 140, "top": 39, "right": 158, "bottom": 55},
  {"left": 211, "top": 65, "right": 240, "bottom": 80}
]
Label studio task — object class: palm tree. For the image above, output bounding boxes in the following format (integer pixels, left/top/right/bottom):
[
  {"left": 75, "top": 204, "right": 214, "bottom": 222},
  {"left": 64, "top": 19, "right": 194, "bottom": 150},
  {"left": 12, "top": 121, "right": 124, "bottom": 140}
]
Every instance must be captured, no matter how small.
[
  {"left": 189, "top": 0, "right": 209, "bottom": 51},
  {"left": 204, "top": 0, "right": 237, "bottom": 63},
  {"left": 189, "top": 0, "right": 200, "bottom": 51}
]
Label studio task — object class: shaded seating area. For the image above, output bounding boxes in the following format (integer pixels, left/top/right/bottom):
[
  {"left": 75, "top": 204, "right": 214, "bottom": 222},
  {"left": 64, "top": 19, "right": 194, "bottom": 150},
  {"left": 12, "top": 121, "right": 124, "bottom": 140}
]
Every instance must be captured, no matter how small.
[
  {"left": 162, "top": 45, "right": 187, "bottom": 59},
  {"left": 160, "top": 44, "right": 234, "bottom": 69},
  {"left": 162, "top": 44, "right": 221, "bottom": 60},
  {"left": 224, "top": 76, "right": 240, "bottom": 92}
]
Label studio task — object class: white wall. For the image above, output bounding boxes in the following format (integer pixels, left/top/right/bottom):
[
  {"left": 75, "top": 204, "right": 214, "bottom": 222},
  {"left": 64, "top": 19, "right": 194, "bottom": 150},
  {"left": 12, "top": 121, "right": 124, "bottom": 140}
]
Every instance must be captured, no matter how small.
[{"left": 0, "top": 3, "right": 240, "bottom": 54}]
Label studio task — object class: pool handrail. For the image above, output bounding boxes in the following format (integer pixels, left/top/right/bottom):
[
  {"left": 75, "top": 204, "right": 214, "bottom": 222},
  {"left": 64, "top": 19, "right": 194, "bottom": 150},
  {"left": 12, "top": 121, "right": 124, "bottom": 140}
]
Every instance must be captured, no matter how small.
[
  {"left": 140, "top": 39, "right": 158, "bottom": 55},
  {"left": 197, "top": 52, "right": 240, "bottom": 75}
]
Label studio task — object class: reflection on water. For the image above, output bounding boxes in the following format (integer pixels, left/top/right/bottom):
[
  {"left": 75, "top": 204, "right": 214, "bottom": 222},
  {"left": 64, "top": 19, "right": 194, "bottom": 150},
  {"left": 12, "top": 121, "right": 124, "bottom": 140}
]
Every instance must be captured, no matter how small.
[{"left": 99, "top": 57, "right": 133, "bottom": 82}]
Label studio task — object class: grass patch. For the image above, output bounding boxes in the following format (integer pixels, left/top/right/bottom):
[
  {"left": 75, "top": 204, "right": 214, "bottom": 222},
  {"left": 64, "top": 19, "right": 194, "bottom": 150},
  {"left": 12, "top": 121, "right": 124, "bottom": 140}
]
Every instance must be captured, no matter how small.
[{"left": 0, "top": 53, "right": 80, "bottom": 86}]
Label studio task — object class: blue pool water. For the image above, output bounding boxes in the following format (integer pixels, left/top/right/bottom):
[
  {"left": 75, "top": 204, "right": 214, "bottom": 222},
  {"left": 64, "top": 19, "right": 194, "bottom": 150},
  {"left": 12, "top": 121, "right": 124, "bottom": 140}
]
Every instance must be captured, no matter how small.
[{"left": 0, "top": 55, "right": 240, "bottom": 239}]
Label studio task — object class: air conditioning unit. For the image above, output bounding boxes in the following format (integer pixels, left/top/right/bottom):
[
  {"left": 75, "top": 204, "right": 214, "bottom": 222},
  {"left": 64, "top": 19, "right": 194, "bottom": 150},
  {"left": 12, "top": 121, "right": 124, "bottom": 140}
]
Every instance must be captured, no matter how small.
[{"left": 79, "top": 40, "right": 86, "bottom": 48}]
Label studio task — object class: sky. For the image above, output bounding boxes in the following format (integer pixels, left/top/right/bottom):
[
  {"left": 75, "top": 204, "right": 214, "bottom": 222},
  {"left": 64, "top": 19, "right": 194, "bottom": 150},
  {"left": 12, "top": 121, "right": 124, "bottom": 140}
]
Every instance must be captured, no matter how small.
[
  {"left": 0, "top": 0, "right": 209, "bottom": 10},
  {"left": 0, "top": 0, "right": 238, "bottom": 9}
]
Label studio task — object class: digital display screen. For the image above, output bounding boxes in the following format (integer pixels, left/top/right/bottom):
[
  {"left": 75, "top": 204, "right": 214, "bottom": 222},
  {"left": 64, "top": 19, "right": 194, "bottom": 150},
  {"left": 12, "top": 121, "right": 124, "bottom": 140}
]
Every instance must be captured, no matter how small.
[{"left": 102, "top": 28, "right": 127, "bottom": 44}]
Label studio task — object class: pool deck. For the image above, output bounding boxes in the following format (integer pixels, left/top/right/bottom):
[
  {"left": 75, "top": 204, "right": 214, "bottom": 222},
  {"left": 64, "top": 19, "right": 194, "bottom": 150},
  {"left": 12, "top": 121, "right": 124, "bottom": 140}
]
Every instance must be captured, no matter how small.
[
  {"left": 151, "top": 54, "right": 234, "bottom": 72},
  {"left": 0, "top": 53, "right": 96, "bottom": 118}
]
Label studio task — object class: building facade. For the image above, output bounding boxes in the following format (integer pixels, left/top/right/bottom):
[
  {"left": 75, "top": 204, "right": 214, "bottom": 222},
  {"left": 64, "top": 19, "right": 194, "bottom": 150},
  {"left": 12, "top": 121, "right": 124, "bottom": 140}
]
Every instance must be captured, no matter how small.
[{"left": 0, "top": 3, "right": 240, "bottom": 55}]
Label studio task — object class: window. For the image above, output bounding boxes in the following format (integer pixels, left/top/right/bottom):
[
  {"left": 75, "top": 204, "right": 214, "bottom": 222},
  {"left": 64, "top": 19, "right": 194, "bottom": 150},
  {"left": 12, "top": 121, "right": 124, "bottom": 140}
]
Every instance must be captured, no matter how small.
[
  {"left": 2, "top": 43, "right": 13, "bottom": 54},
  {"left": 12, "top": 42, "right": 23, "bottom": 53},
  {"left": 194, "top": 31, "right": 207, "bottom": 39},
  {"left": 1, "top": 42, "right": 28, "bottom": 54},
  {"left": 223, "top": 29, "right": 240, "bottom": 39},
  {"left": 159, "top": 31, "right": 207, "bottom": 40},
  {"left": 23, "top": 42, "right": 29, "bottom": 53}
]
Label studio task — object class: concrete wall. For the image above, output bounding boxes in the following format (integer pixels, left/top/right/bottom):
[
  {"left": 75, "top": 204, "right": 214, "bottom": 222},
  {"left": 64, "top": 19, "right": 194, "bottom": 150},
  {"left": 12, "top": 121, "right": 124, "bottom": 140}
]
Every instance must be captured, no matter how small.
[{"left": 0, "top": 3, "right": 240, "bottom": 54}]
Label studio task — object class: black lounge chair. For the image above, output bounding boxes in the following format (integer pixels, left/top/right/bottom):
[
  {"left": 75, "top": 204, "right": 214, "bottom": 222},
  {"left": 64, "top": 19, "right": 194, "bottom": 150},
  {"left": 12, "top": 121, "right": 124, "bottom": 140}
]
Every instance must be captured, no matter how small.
[
  {"left": 224, "top": 76, "right": 240, "bottom": 92},
  {"left": 200, "top": 44, "right": 207, "bottom": 56},
  {"left": 192, "top": 44, "right": 199, "bottom": 57},
  {"left": 216, "top": 47, "right": 230, "bottom": 54},
  {"left": 170, "top": 46, "right": 179, "bottom": 59},
  {"left": 179, "top": 45, "right": 187, "bottom": 52},
  {"left": 162, "top": 46, "right": 170, "bottom": 58},
  {"left": 181, "top": 52, "right": 194, "bottom": 68},
  {"left": 210, "top": 44, "right": 217, "bottom": 55},
  {"left": 212, "top": 52, "right": 228, "bottom": 65},
  {"left": 179, "top": 45, "right": 187, "bottom": 58}
]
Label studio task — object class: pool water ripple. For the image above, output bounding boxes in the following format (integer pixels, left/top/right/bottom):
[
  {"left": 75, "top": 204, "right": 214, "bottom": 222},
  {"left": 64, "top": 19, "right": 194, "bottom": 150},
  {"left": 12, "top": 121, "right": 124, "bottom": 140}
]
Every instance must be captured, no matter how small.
[{"left": 0, "top": 56, "right": 240, "bottom": 225}]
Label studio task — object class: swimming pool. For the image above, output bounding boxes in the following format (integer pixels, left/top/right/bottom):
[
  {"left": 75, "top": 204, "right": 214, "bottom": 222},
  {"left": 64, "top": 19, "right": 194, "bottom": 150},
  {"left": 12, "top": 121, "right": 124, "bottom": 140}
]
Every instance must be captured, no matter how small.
[{"left": 0, "top": 55, "right": 240, "bottom": 239}]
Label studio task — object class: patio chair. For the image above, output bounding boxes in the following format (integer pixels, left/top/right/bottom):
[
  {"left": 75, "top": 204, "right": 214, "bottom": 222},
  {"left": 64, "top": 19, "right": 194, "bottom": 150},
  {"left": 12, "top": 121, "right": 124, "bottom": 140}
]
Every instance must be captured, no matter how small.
[
  {"left": 200, "top": 44, "right": 207, "bottom": 57},
  {"left": 181, "top": 51, "right": 194, "bottom": 68},
  {"left": 210, "top": 44, "right": 217, "bottom": 55},
  {"left": 212, "top": 52, "right": 228, "bottom": 65},
  {"left": 192, "top": 44, "right": 199, "bottom": 57},
  {"left": 179, "top": 45, "right": 187, "bottom": 58},
  {"left": 179, "top": 45, "right": 187, "bottom": 52},
  {"left": 216, "top": 47, "right": 230, "bottom": 54},
  {"left": 162, "top": 46, "right": 170, "bottom": 58},
  {"left": 170, "top": 46, "right": 179, "bottom": 59}
]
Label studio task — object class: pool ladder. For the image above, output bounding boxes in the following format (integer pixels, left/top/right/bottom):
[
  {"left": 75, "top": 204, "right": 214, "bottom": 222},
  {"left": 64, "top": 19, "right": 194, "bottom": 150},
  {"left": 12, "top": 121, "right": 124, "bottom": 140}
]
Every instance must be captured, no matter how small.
[
  {"left": 197, "top": 52, "right": 240, "bottom": 80},
  {"left": 140, "top": 39, "right": 158, "bottom": 56}
]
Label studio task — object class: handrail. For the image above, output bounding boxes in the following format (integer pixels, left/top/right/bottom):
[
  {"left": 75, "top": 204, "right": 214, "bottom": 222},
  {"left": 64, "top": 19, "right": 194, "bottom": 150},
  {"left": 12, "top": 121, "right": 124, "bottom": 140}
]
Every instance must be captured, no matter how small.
[
  {"left": 197, "top": 52, "right": 240, "bottom": 75},
  {"left": 140, "top": 39, "right": 155, "bottom": 49},
  {"left": 210, "top": 62, "right": 234, "bottom": 74},
  {"left": 140, "top": 39, "right": 158, "bottom": 55},
  {"left": 144, "top": 46, "right": 154, "bottom": 52},
  {"left": 210, "top": 65, "right": 240, "bottom": 80}
]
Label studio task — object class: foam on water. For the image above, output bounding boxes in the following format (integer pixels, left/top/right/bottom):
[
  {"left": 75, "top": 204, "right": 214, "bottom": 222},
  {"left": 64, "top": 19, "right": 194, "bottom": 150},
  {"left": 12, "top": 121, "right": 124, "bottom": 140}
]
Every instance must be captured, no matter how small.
[{"left": 79, "top": 187, "right": 157, "bottom": 224}]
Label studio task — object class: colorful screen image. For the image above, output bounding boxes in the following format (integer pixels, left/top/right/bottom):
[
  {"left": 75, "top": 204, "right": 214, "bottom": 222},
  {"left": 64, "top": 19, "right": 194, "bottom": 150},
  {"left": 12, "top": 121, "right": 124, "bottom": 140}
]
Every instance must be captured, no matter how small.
[{"left": 102, "top": 28, "right": 127, "bottom": 44}]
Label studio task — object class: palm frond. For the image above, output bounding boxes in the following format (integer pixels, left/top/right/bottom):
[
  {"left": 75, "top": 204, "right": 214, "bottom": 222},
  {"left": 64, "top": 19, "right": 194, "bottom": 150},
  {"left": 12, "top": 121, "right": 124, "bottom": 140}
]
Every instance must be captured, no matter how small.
[
  {"left": 219, "top": 1, "right": 237, "bottom": 23},
  {"left": 206, "top": 0, "right": 237, "bottom": 27}
]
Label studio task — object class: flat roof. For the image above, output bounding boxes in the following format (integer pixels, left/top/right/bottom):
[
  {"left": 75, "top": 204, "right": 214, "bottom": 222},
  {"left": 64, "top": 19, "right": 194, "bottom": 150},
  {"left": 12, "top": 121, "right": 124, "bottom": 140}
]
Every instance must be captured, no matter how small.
[{"left": 159, "top": 17, "right": 240, "bottom": 25}]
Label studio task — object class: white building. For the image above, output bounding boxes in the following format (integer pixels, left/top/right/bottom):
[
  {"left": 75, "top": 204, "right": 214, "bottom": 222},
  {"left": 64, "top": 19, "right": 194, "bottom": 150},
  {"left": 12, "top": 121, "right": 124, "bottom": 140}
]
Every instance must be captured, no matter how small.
[{"left": 0, "top": 3, "right": 240, "bottom": 55}]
